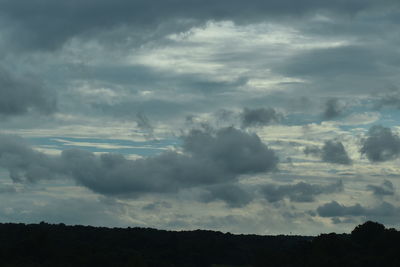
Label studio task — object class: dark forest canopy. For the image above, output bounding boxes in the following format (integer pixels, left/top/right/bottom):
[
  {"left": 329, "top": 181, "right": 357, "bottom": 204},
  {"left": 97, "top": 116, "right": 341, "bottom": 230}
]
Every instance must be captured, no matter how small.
[{"left": 0, "top": 221, "right": 398, "bottom": 267}]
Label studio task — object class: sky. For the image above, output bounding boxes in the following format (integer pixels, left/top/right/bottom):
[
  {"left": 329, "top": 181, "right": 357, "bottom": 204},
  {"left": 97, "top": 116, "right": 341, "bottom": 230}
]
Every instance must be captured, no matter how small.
[{"left": 0, "top": 0, "right": 400, "bottom": 235}]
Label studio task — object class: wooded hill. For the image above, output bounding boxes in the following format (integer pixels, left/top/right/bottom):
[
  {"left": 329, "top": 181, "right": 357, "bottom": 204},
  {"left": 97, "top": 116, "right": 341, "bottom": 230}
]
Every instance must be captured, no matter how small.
[{"left": 0, "top": 221, "right": 398, "bottom": 266}]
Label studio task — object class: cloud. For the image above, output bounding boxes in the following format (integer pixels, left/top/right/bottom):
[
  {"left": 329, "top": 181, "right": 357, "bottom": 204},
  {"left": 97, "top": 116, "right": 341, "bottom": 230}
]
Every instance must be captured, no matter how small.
[
  {"left": 303, "top": 145, "right": 323, "bottom": 157},
  {"left": 317, "top": 201, "right": 365, "bottom": 217},
  {"left": 0, "top": 184, "right": 17, "bottom": 193},
  {"left": 276, "top": 46, "right": 381, "bottom": 78},
  {"left": 360, "top": 125, "right": 400, "bottom": 162},
  {"left": 135, "top": 112, "right": 155, "bottom": 139},
  {"left": 0, "top": 197, "right": 130, "bottom": 227},
  {"left": 273, "top": 44, "right": 398, "bottom": 95},
  {"left": 1, "top": 0, "right": 396, "bottom": 51},
  {"left": 367, "top": 180, "right": 395, "bottom": 197},
  {"left": 323, "top": 98, "right": 343, "bottom": 120},
  {"left": 375, "top": 89, "right": 400, "bottom": 109},
  {"left": 321, "top": 140, "right": 352, "bottom": 165},
  {"left": 316, "top": 201, "right": 400, "bottom": 224},
  {"left": 240, "top": 107, "right": 281, "bottom": 128},
  {"left": 304, "top": 140, "right": 352, "bottom": 165},
  {"left": 0, "top": 127, "right": 278, "bottom": 201},
  {"left": 182, "top": 127, "right": 278, "bottom": 174},
  {"left": 0, "top": 134, "right": 63, "bottom": 182},
  {"left": 261, "top": 180, "right": 343, "bottom": 203},
  {"left": 0, "top": 67, "right": 56, "bottom": 116},
  {"left": 199, "top": 184, "right": 253, "bottom": 207}
]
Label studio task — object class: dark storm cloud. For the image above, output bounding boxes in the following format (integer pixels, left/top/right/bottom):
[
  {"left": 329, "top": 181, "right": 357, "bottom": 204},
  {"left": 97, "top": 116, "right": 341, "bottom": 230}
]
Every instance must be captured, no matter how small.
[
  {"left": 360, "top": 125, "right": 400, "bottom": 162},
  {"left": 317, "top": 201, "right": 400, "bottom": 222},
  {"left": 0, "top": 127, "right": 278, "bottom": 201},
  {"left": 323, "top": 98, "right": 343, "bottom": 120},
  {"left": 240, "top": 107, "right": 282, "bottom": 128},
  {"left": 0, "top": 67, "right": 56, "bottom": 116},
  {"left": 0, "top": 0, "right": 396, "bottom": 51},
  {"left": 261, "top": 180, "right": 343, "bottom": 203},
  {"left": 304, "top": 140, "right": 352, "bottom": 165},
  {"left": 367, "top": 180, "right": 395, "bottom": 197}
]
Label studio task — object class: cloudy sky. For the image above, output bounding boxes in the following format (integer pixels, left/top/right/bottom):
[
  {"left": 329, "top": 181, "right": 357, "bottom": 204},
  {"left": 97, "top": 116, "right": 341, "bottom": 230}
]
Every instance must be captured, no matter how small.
[{"left": 0, "top": 0, "right": 400, "bottom": 235}]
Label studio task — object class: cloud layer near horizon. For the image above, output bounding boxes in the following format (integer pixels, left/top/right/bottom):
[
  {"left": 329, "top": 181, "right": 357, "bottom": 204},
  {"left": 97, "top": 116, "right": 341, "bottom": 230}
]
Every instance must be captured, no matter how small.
[{"left": 0, "top": 128, "right": 278, "bottom": 200}]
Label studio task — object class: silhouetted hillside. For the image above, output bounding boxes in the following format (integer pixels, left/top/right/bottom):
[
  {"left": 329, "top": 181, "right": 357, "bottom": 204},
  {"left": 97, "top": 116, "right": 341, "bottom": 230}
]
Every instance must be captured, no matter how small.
[{"left": 0, "top": 221, "right": 398, "bottom": 266}]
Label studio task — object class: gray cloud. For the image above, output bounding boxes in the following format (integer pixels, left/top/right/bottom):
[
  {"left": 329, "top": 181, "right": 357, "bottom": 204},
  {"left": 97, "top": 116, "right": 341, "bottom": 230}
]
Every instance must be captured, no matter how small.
[
  {"left": 0, "top": 197, "right": 130, "bottom": 227},
  {"left": 360, "top": 125, "right": 400, "bottom": 162},
  {"left": 317, "top": 201, "right": 365, "bottom": 217},
  {"left": 273, "top": 44, "right": 399, "bottom": 96},
  {"left": 303, "top": 145, "right": 322, "bottom": 157},
  {"left": 0, "top": 0, "right": 397, "bottom": 51},
  {"left": 367, "top": 180, "right": 395, "bottom": 197},
  {"left": 142, "top": 201, "right": 172, "bottom": 211},
  {"left": 316, "top": 201, "right": 400, "bottom": 224},
  {"left": 304, "top": 140, "right": 352, "bottom": 165},
  {"left": 321, "top": 140, "right": 352, "bottom": 165},
  {"left": 323, "top": 98, "right": 343, "bottom": 120},
  {"left": 182, "top": 127, "right": 278, "bottom": 175},
  {"left": 0, "top": 184, "right": 16, "bottom": 193},
  {"left": 0, "top": 134, "right": 63, "bottom": 182},
  {"left": 0, "top": 67, "right": 56, "bottom": 116},
  {"left": 261, "top": 180, "right": 343, "bottom": 203},
  {"left": 277, "top": 46, "right": 379, "bottom": 78},
  {"left": 0, "top": 127, "right": 278, "bottom": 201},
  {"left": 199, "top": 184, "right": 253, "bottom": 207},
  {"left": 374, "top": 88, "right": 400, "bottom": 110},
  {"left": 240, "top": 107, "right": 282, "bottom": 128},
  {"left": 135, "top": 112, "right": 155, "bottom": 139}
]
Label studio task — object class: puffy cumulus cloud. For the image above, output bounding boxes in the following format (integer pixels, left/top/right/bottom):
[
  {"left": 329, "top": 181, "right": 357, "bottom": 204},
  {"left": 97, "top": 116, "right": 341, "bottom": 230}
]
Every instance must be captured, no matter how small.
[
  {"left": 316, "top": 201, "right": 400, "bottom": 224},
  {"left": 1, "top": 0, "right": 394, "bottom": 51},
  {"left": 323, "top": 98, "right": 344, "bottom": 120},
  {"left": 304, "top": 140, "right": 352, "bottom": 165},
  {"left": 240, "top": 107, "right": 282, "bottom": 128},
  {"left": 182, "top": 127, "right": 278, "bottom": 175},
  {"left": 360, "top": 125, "right": 400, "bottom": 162},
  {"left": 367, "top": 180, "right": 395, "bottom": 197},
  {"left": 0, "top": 67, "right": 56, "bottom": 116},
  {"left": 321, "top": 140, "right": 352, "bottom": 165},
  {"left": 260, "top": 180, "right": 343, "bottom": 203},
  {"left": 0, "top": 127, "right": 278, "bottom": 203}
]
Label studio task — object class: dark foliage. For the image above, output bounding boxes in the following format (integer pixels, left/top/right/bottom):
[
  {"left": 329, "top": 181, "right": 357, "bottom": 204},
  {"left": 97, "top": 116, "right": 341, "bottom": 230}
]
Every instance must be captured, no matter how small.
[{"left": 0, "top": 221, "right": 398, "bottom": 266}]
